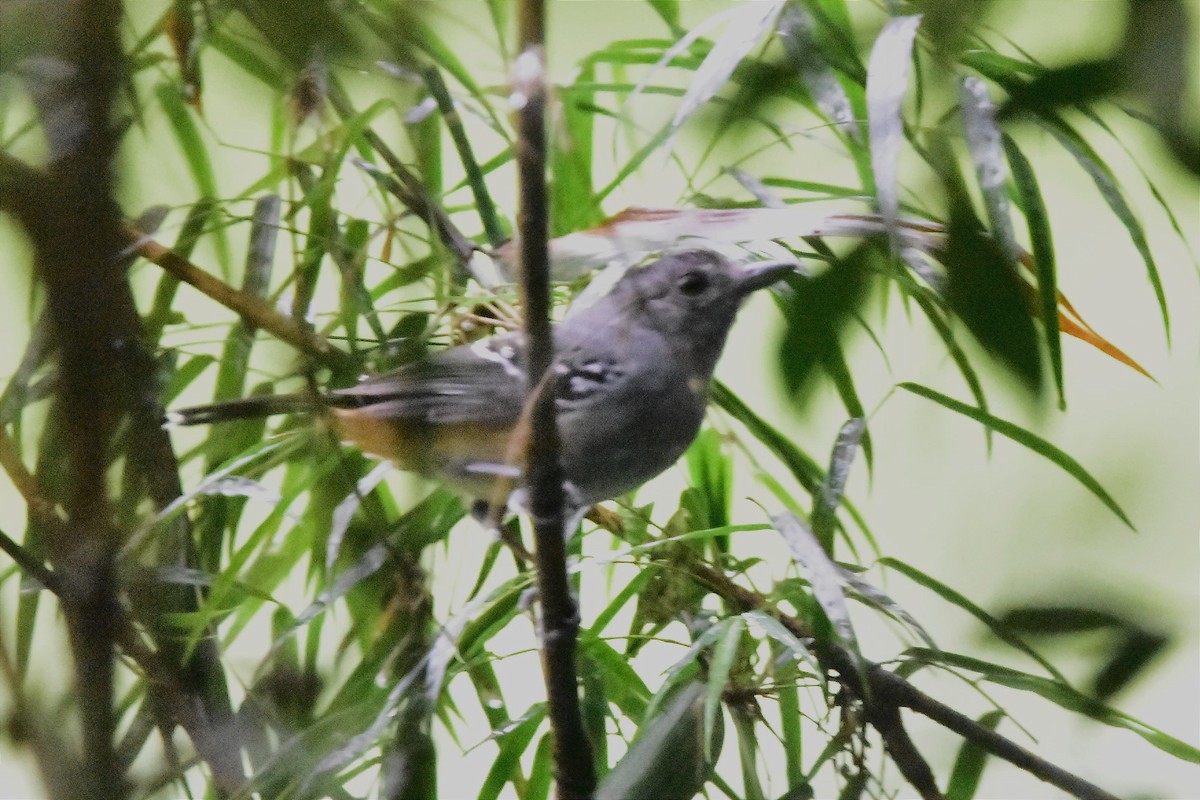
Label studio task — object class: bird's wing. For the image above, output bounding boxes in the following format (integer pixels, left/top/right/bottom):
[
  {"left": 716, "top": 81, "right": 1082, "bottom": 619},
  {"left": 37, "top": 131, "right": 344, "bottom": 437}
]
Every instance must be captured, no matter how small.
[{"left": 331, "top": 334, "right": 528, "bottom": 425}]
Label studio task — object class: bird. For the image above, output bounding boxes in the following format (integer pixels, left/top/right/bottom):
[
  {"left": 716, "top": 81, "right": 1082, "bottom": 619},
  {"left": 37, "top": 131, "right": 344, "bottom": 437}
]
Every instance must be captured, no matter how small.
[{"left": 171, "top": 247, "right": 794, "bottom": 522}]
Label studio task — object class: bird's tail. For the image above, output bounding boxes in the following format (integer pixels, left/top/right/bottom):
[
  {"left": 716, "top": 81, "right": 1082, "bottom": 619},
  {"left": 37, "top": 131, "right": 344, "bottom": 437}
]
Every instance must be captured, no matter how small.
[{"left": 165, "top": 393, "right": 322, "bottom": 426}]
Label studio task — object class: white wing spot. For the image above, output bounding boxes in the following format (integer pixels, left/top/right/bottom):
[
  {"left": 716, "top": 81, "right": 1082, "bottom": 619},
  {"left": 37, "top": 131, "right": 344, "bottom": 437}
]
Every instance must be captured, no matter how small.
[{"left": 471, "top": 339, "right": 524, "bottom": 380}]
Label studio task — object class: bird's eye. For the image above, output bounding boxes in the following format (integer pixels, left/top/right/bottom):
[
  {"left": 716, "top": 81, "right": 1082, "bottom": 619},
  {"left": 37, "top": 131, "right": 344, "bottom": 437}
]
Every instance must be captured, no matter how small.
[{"left": 677, "top": 271, "right": 709, "bottom": 296}]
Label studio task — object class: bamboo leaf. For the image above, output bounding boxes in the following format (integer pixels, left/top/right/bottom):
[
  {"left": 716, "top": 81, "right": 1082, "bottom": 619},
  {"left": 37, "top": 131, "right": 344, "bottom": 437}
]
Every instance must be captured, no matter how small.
[
  {"left": 811, "top": 418, "right": 864, "bottom": 550},
  {"left": 705, "top": 615, "right": 743, "bottom": 757},
  {"left": 777, "top": 2, "right": 858, "bottom": 139},
  {"left": 1003, "top": 134, "right": 1064, "bottom": 405},
  {"left": 946, "top": 710, "right": 1005, "bottom": 800},
  {"left": 1037, "top": 114, "right": 1169, "bottom": 340},
  {"left": 773, "top": 512, "right": 858, "bottom": 651},
  {"left": 898, "top": 382, "right": 1133, "bottom": 528},
  {"left": 943, "top": 204, "right": 1043, "bottom": 390},
  {"left": 960, "top": 77, "right": 1017, "bottom": 267},
  {"left": 881, "top": 556, "right": 1067, "bottom": 682},
  {"left": 478, "top": 705, "right": 547, "bottom": 800},
  {"left": 865, "top": 14, "right": 923, "bottom": 245},
  {"left": 906, "top": 648, "right": 1200, "bottom": 763},
  {"left": 596, "top": 681, "right": 722, "bottom": 800}
]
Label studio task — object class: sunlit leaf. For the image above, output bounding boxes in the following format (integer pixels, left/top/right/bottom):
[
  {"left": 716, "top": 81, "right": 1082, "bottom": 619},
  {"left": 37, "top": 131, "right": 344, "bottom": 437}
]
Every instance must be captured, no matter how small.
[
  {"left": 777, "top": 2, "right": 858, "bottom": 139},
  {"left": 773, "top": 512, "right": 858, "bottom": 651},
  {"left": 960, "top": 77, "right": 1017, "bottom": 267},
  {"left": 865, "top": 14, "right": 922, "bottom": 246},
  {"left": 811, "top": 417, "right": 864, "bottom": 550}
]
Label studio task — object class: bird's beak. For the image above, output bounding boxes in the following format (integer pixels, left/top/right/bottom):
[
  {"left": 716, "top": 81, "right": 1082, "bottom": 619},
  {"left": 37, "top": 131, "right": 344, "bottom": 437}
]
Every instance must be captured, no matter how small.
[{"left": 735, "top": 259, "right": 797, "bottom": 294}]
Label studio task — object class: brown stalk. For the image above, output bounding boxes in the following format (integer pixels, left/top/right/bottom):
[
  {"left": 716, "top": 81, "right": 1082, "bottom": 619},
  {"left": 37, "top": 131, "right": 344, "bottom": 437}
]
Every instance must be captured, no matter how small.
[
  {"left": 514, "top": 1, "right": 596, "bottom": 797},
  {"left": 584, "top": 508, "right": 1120, "bottom": 800}
]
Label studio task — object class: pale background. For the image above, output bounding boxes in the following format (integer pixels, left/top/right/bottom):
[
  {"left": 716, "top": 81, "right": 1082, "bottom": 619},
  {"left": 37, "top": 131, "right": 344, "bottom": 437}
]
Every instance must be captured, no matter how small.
[{"left": 0, "top": 1, "right": 1196, "bottom": 798}]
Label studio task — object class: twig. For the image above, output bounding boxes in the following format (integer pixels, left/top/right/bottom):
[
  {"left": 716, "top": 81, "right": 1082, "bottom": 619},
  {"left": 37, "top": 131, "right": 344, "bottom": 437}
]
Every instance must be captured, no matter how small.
[
  {"left": 693, "top": 558, "right": 1119, "bottom": 800},
  {"left": 587, "top": 509, "right": 1119, "bottom": 800},
  {"left": 864, "top": 701, "right": 942, "bottom": 800},
  {"left": 423, "top": 65, "right": 507, "bottom": 248},
  {"left": 869, "top": 669, "right": 1120, "bottom": 800},
  {"left": 326, "top": 82, "right": 477, "bottom": 266},
  {"left": 127, "top": 225, "right": 353, "bottom": 372},
  {"left": 0, "top": 425, "right": 62, "bottom": 525},
  {"left": 13, "top": 2, "right": 131, "bottom": 795},
  {"left": 0, "top": 151, "right": 350, "bottom": 377},
  {"left": 0, "top": 527, "right": 61, "bottom": 595},
  {"left": 514, "top": 2, "right": 595, "bottom": 797}
]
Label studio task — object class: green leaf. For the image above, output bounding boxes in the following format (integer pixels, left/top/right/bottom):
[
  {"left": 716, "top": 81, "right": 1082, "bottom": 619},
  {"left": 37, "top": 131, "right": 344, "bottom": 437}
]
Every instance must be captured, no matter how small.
[
  {"left": 997, "top": 59, "right": 1121, "bottom": 117},
  {"left": 943, "top": 204, "right": 1042, "bottom": 391},
  {"left": 580, "top": 633, "right": 652, "bottom": 721},
  {"left": 898, "top": 382, "right": 1133, "bottom": 528},
  {"left": 596, "top": 681, "right": 722, "bottom": 800},
  {"left": 646, "top": 0, "right": 682, "bottom": 34},
  {"left": 880, "top": 557, "right": 1067, "bottom": 682},
  {"left": 423, "top": 65, "right": 506, "bottom": 247},
  {"left": 1037, "top": 114, "right": 1169, "bottom": 340},
  {"left": 960, "top": 77, "right": 1018, "bottom": 267},
  {"left": 946, "top": 710, "right": 1005, "bottom": 800},
  {"left": 777, "top": 2, "right": 859, "bottom": 140},
  {"left": 154, "top": 81, "right": 218, "bottom": 200},
  {"left": 161, "top": 354, "right": 215, "bottom": 404},
  {"left": 773, "top": 513, "right": 858, "bottom": 652},
  {"left": 588, "top": 565, "right": 657, "bottom": 637},
  {"left": 478, "top": 705, "right": 546, "bottom": 800},
  {"left": 891, "top": 273, "right": 992, "bottom": 449},
  {"left": 775, "top": 654, "right": 805, "bottom": 788},
  {"left": 865, "top": 14, "right": 923, "bottom": 238},
  {"left": 526, "top": 734, "right": 554, "bottom": 800},
  {"left": 685, "top": 427, "right": 733, "bottom": 532},
  {"left": 206, "top": 26, "right": 286, "bottom": 88},
  {"left": 706, "top": 616, "right": 743, "bottom": 759},
  {"left": 712, "top": 381, "right": 875, "bottom": 548},
  {"left": 154, "top": 81, "right": 231, "bottom": 275},
  {"left": 906, "top": 648, "right": 1200, "bottom": 763},
  {"left": 998, "top": 604, "right": 1169, "bottom": 702},
  {"left": 1003, "top": 133, "right": 1064, "bottom": 406},
  {"left": 775, "top": 245, "right": 872, "bottom": 401},
  {"left": 552, "top": 62, "right": 603, "bottom": 236},
  {"left": 731, "top": 705, "right": 767, "bottom": 800},
  {"left": 812, "top": 417, "right": 865, "bottom": 551}
]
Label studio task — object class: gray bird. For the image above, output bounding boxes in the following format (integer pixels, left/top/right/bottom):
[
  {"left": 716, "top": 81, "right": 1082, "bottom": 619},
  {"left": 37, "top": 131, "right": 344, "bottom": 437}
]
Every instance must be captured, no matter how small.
[{"left": 173, "top": 247, "right": 793, "bottom": 519}]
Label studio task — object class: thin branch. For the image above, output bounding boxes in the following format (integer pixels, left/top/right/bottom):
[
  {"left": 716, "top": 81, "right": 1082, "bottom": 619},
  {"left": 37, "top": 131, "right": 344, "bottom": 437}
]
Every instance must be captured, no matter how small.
[
  {"left": 326, "top": 82, "right": 478, "bottom": 265},
  {"left": 0, "top": 527, "right": 61, "bottom": 595},
  {"left": 423, "top": 64, "right": 507, "bottom": 248},
  {"left": 0, "top": 151, "right": 351, "bottom": 376},
  {"left": 514, "top": 1, "right": 595, "bottom": 797},
  {"left": 128, "top": 226, "right": 353, "bottom": 372},
  {"left": 584, "top": 508, "right": 1120, "bottom": 800},
  {"left": 870, "top": 669, "right": 1120, "bottom": 800},
  {"left": 865, "top": 702, "right": 942, "bottom": 800},
  {"left": 0, "top": 425, "right": 63, "bottom": 525}
]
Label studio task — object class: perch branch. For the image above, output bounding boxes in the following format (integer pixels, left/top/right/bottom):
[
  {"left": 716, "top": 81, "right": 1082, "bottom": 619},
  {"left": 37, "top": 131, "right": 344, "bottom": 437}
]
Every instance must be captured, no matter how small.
[
  {"left": 584, "top": 507, "right": 1120, "bottom": 800},
  {"left": 129, "top": 228, "right": 352, "bottom": 372},
  {"left": 514, "top": 2, "right": 595, "bottom": 797}
]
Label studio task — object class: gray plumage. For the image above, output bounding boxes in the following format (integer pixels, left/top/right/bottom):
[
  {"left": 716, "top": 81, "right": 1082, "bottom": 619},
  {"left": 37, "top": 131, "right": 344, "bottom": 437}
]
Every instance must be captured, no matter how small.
[{"left": 173, "top": 247, "right": 793, "bottom": 510}]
